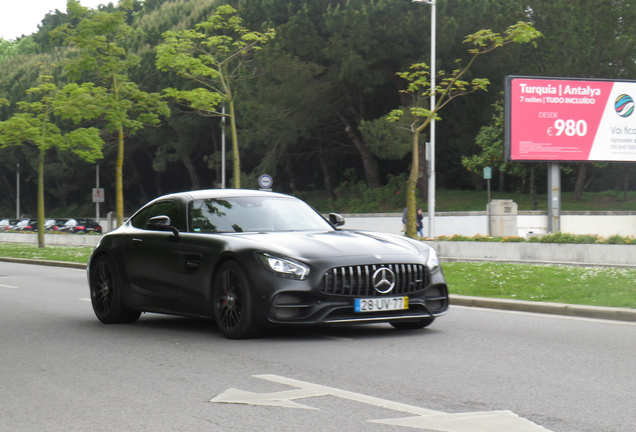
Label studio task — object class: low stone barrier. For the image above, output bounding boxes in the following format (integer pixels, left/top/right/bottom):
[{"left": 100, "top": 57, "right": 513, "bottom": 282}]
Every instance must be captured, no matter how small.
[
  {"left": 425, "top": 241, "right": 635, "bottom": 267},
  {"left": 1, "top": 233, "right": 633, "bottom": 268},
  {"left": 0, "top": 233, "right": 100, "bottom": 247}
]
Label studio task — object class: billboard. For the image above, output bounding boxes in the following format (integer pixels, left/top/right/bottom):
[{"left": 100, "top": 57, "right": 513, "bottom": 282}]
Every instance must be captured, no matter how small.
[{"left": 505, "top": 76, "right": 636, "bottom": 162}]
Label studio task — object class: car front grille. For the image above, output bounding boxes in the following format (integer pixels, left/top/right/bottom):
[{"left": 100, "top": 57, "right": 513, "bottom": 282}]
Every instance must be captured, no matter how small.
[{"left": 320, "top": 264, "right": 429, "bottom": 297}]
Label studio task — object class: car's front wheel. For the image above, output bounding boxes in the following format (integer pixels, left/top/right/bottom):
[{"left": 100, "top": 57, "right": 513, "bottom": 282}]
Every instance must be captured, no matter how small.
[
  {"left": 90, "top": 255, "right": 141, "bottom": 324},
  {"left": 213, "top": 261, "right": 261, "bottom": 339},
  {"left": 390, "top": 317, "right": 435, "bottom": 330}
]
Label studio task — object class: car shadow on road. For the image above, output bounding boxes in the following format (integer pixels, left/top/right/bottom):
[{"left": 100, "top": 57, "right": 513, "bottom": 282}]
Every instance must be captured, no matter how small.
[{"left": 82, "top": 314, "right": 443, "bottom": 341}]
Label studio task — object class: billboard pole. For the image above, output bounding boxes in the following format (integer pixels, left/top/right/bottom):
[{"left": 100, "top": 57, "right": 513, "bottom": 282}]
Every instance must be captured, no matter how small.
[{"left": 547, "top": 163, "right": 561, "bottom": 232}]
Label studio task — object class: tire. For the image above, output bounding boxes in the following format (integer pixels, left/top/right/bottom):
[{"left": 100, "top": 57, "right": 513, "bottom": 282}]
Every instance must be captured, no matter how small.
[
  {"left": 90, "top": 255, "right": 141, "bottom": 324},
  {"left": 213, "top": 261, "right": 260, "bottom": 339},
  {"left": 390, "top": 317, "right": 435, "bottom": 330}
]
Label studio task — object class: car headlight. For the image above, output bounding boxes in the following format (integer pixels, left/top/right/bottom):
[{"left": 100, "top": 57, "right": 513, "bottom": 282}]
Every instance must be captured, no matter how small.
[
  {"left": 426, "top": 248, "right": 440, "bottom": 273},
  {"left": 257, "top": 253, "right": 310, "bottom": 280}
]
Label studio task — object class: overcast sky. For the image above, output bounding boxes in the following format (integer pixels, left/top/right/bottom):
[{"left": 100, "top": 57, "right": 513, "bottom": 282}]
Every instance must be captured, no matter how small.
[{"left": 0, "top": 0, "right": 109, "bottom": 40}]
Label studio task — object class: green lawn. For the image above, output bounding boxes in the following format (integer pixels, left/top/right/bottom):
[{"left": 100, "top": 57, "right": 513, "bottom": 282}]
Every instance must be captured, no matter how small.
[
  {"left": 443, "top": 261, "right": 636, "bottom": 309},
  {"left": 1, "top": 243, "right": 633, "bottom": 310},
  {"left": 0, "top": 243, "right": 92, "bottom": 263}
]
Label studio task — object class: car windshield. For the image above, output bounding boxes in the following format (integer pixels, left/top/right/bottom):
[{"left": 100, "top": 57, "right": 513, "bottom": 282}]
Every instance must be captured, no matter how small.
[{"left": 188, "top": 196, "right": 334, "bottom": 233}]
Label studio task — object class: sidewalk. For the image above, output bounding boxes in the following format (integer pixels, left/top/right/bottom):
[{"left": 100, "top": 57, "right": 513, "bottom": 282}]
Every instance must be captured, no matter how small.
[{"left": 3, "top": 257, "right": 635, "bottom": 323}]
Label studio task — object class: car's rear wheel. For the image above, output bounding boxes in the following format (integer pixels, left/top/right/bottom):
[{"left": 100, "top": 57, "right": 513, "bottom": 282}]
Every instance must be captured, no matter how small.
[
  {"left": 390, "top": 317, "right": 435, "bottom": 330},
  {"left": 213, "top": 261, "right": 260, "bottom": 339},
  {"left": 90, "top": 255, "right": 141, "bottom": 324}
]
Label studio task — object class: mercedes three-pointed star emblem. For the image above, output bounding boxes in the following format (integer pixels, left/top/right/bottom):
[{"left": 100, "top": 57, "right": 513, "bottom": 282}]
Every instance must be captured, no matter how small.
[{"left": 372, "top": 267, "right": 396, "bottom": 294}]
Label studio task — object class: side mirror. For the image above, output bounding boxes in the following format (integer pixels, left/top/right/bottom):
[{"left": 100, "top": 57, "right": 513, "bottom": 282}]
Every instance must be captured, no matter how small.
[
  {"left": 147, "top": 215, "right": 179, "bottom": 236},
  {"left": 328, "top": 213, "right": 345, "bottom": 227}
]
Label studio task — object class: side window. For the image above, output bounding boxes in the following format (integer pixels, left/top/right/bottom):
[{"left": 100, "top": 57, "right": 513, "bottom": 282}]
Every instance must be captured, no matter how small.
[{"left": 130, "top": 201, "right": 184, "bottom": 231}]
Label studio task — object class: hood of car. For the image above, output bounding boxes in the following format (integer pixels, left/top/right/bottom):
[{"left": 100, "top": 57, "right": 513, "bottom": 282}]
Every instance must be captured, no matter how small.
[{"left": 233, "top": 229, "right": 426, "bottom": 260}]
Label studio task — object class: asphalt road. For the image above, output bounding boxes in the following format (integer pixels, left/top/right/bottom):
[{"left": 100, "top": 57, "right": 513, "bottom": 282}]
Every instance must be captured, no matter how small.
[{"left": 1, "top": 262, "right": 634, "bottom": 432}]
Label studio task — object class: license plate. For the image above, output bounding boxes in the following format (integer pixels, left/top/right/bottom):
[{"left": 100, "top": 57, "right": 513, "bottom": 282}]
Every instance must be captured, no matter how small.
[{"left": 354, "top": 297, "right": 408, "bottom": 313}]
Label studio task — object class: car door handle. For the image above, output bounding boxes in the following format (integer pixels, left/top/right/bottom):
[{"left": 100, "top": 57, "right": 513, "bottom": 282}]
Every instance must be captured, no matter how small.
[{"left": 132, "top": 238, "right": 143, "bottom": 245}]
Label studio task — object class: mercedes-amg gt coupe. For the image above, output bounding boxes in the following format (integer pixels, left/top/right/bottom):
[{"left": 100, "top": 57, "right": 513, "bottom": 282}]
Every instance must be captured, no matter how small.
[{"left": 87, "top": 189, "right": 448, "bottom": 338}]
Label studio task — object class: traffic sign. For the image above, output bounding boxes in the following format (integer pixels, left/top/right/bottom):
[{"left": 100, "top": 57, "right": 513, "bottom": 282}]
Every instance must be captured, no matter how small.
[
  {"left": 259, "top": 174, "right": 273, "bottom": 190},
  {"left": 92, "top": 188, "right": 105, "bottom": 203}
]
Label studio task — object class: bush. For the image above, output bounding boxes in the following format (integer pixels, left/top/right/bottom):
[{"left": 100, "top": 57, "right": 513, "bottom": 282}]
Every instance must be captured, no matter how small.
[
  {"left": 331, "top": 173, "right": 412, "bottom": 213},
  {"left": 434, "top": 232, "right": 635, "bottom": 245}
]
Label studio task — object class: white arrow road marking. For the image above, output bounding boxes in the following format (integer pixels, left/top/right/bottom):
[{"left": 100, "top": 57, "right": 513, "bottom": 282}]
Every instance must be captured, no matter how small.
[
  {"left": 211, "top": 374, "right": 553, "bottom": 432},
  {"left": 370, "top": 410, "right": 550, "bottom": 431}
]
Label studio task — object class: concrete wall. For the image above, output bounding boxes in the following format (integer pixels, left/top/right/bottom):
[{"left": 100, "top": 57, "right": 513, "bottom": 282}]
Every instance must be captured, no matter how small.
[
  {"left": 341, "top": 211, "right": 636, "bottom": 238},
  {"left": 0, "top": 233, "right": 100, "bottom": 246},
  {"left": 1, "top": 221, "right": 634, "bottom": 267},
  {"left": 424, "top": 241, "right": 635, "bottom": 267}
]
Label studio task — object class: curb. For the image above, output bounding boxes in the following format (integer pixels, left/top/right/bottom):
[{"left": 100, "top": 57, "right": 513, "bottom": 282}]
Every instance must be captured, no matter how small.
[
  {"left": 2, "top": 257, "right": 634, "bottom": 323},
  {"left": 0, "top": 257, "right": 86, "bottom": 270},
  {"left": 450, "top": 294, "right": 636, "bottom": 323}
]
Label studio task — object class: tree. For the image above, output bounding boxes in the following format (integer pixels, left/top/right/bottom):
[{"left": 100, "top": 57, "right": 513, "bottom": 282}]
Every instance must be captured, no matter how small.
[
  {"left": 53, "top": 0, "right": 169, "bottom": 226},
  {"left": 0, "top": 37, "right": 40, "bottom": 63},
  {"left": 388, "top": 22, "right": 541, "bottom": 238},
  {"left": 527, "top": 0, "right": 636, "bottom": 201},
  {"left": 241, "top": 0, "right": 431, "bottom": 190},
  {"left": 155, "top": 5, "right": 275, "bottom": 189},
  {"left": 0, "top": 75, "right": 104, "bottom": 247}
]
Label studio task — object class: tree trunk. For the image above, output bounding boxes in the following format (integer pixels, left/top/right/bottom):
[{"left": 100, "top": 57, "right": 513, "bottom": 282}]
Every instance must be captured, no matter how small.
[
  {"left": 530, "top": 165, "right": 538, "bottom": 210},
  {"left": 405, "top": 133, "right": 419, "bottom": 239},
  {"left": 116, "top": 125, "right": 125, "bottom": 227},
  {"left": 229, "top": 99, "right": 240, "bottom": 189},
  {"left": 340, "top": 116, "right": 381, "bottom": 189},
  {"left": 318, "top": 146, "right": 335, "bottom": 199},
  {"left": 181, "top": 152, "right": 201, "bottom": 190},
  {"left": 620, "top": 164, "right": 631, "bottom": 201},
  {"left": 573, "top": 163, "right": 587, "bottom": 201}
]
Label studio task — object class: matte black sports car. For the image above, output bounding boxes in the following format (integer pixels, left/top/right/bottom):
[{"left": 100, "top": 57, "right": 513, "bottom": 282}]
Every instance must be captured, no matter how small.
[{"left": 87, "top": 189, "right": 448, "bottom": 338}]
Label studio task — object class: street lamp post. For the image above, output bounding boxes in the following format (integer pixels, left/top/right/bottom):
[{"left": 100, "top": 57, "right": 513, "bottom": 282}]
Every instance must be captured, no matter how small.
[
  {"left": 413, "top": 0, "right": 436, "bottom": 238},
  {"left": 16, "top": 163, "right": 20, "bottom": 219}
]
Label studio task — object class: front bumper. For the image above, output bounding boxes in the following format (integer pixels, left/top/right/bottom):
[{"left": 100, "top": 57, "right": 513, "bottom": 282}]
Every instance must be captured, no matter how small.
[{"left": 265, "top": 281, "right": 448, "bottom": 326}]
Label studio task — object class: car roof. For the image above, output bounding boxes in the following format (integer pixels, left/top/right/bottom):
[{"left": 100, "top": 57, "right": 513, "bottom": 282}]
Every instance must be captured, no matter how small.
[{"left": 151, "top": 189, "right": 294, "bottom": 203}]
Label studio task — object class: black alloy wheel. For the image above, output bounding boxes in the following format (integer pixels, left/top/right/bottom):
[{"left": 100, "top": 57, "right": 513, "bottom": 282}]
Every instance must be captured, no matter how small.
[
  {"left": 213, "top": 261, "right": 260, "bottom": 339},
  {"left": 90, "top": 255, "right": 141, "bottom": 324}
]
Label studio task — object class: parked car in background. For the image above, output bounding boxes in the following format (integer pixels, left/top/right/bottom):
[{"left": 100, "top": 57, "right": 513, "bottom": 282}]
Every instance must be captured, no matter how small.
[
  {"left": 0, "top": 219, "right": 20, "bottom": 231},
  {"left": 47, "top": 218, "right": 71, "bottom": 231},
  {"left": 13, "top": 219, "right": 33, "bottom": 231},
  {"left": 74, "top": 218, "right": 103, "bottom": 234},
  {"left": 59, "top": 218, "right": 102, "bottom": 234},
  {"left": 59, "top": 219, "right": 78, "bottom": 234},
  {"left": 31, "top": 219, "right": 59, "bottom": 232}
]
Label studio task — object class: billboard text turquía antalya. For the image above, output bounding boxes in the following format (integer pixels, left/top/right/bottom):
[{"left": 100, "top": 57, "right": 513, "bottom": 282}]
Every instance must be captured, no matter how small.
[{"left": 505, "top": 76, "right": 636, "bottom": 162}]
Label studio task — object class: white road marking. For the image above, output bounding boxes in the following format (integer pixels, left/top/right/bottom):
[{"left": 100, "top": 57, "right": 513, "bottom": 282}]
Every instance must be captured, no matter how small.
[
  {"left": 211, "top": 374, "right": 552, "bottom": 432},
  {"left": 79, "top": 298, "right": 91, "bottom": 302},
  {"left": 0, "top": 283, "right": 18, "bottom": 289}
]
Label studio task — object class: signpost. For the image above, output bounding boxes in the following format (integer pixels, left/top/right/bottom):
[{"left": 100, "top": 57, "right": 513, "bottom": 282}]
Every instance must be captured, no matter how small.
[{"left": 484, "top": 167, "right": 492, "bottom": 236}]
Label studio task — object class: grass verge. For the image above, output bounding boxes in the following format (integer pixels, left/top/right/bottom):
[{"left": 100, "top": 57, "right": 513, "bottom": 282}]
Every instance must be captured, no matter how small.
[
  {"left": 0, "top": 244, "right": 92, "bottom": 263},
  {"left": 1, "top": 244, "right": 634, "bottom": 310},
  {"left": 443, "top": 261, "right": 636, "bottom": 309}
]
